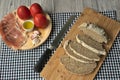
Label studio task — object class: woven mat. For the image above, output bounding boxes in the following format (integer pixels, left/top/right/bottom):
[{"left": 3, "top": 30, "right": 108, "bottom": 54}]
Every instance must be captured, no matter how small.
[{"left": 0, "top": 11, "right": 120, "bottom": 80}]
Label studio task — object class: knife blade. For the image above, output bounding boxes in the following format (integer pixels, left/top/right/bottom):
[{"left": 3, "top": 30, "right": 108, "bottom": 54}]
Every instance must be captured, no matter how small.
[{"left": 34, "top": 15, "right": 76, "bottom": 73}]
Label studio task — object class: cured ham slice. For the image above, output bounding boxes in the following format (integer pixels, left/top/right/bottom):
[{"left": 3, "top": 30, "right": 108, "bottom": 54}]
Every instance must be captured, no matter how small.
[{"left": 0, "top": 13, "right": 27, "bottom": 49}]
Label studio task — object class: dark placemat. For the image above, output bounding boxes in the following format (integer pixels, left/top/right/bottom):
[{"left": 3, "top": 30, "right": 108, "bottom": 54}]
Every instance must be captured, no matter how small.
[{"left": 0, "top": 11, "right": 120, "bottom": 80}]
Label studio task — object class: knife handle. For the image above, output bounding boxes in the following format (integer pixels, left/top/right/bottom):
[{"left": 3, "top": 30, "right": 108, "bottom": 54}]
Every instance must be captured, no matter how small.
[{"left": 34, "top": 48, "right": 52, "bottom": 73}]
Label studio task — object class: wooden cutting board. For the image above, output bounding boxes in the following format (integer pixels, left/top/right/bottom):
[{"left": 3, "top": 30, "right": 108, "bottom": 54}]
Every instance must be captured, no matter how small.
[
  {"left": 40, "top": 8, "right": 120, "bottom": 80},
  {"left": 0, "top": 11, "right": 52, "bottom": 50}
]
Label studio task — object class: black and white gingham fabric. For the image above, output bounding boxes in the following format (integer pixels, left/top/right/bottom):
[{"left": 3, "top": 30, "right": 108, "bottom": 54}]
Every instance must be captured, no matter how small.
[{"left": 0, "top": 11, "right": 119, "bottom": 80}]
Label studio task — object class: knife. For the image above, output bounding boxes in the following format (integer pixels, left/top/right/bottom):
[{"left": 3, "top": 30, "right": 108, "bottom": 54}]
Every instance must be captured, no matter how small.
[{"left": 34, "top": 15, "right": 76, "bottom": 73}]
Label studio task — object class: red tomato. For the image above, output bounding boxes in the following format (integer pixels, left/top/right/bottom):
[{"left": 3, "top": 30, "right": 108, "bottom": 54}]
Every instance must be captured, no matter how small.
[
  {"left": 30, "top": 3, "right": 43, "bottom": 17},
  {"left": 17, "top": 6, "right": 31, "bottom": 20},
  {"left": 34, "top": 13, "right": 48, "bottom": 28}
]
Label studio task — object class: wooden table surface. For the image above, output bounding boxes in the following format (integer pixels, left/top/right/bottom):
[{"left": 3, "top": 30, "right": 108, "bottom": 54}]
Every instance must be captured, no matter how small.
[
  {"left": 0, "top": 0, "right": 120, "bottom": 49},
  {"left": 0, "top": 0, "right": 120, "bottom": 19}
]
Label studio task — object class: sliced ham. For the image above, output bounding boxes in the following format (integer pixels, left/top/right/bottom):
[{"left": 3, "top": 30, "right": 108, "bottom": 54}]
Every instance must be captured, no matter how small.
[{"left": 0, "top": 13, "right": 27, "bottom": 49}]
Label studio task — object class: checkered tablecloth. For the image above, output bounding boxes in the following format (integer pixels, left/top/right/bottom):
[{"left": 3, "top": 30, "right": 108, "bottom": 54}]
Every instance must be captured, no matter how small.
[{"left": 0, "top": 11, "right": 120, "bottom": 80}]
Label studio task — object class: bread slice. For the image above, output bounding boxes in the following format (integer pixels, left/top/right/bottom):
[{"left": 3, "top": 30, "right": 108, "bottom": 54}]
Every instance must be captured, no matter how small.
[
  {"left": 69, "top": 40, "right": 100, "bottom": 61},
  {"left": 64, "top": 40, "right": 94, "bottom": 63},
  {"left": 76, "top": 35, "right": 106, "bottom": 55},
  {"left": 60, "top": 54, "right": 97, "bottom": 75},
  {"left": 78, "top": 23, "right": 108, "bottom": 43}
]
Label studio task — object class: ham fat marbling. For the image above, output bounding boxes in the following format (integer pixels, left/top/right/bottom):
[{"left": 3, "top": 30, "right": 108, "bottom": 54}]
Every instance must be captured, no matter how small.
[{"left": 0, "top": 13, "right": 27, "bottom": 49}]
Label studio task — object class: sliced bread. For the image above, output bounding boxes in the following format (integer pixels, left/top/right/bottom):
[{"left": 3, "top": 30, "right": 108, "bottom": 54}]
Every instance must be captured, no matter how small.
[
  {"left": 64, "top": 40, "right": 94, "bottom": 63},
  {"left": 76, "top": 35, "right": 106, "bottom": 55},
  {"left": 69, "top": 40, "right": 100, "bottom": 61},
  {"left": 78, "top": 23, "right": 108, "bottom": 43},
  {"left": 60, "top": 54, "right": 97, "bottom": 75}
]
